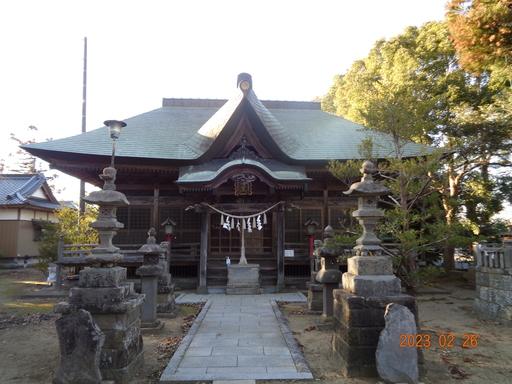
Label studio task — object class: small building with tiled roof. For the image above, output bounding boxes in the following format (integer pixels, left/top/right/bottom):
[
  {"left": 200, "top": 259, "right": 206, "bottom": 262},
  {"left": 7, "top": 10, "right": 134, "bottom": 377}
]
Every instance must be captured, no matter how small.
[
  {"left": 24, "top": 73, "right": 425, "bottom": 289},
  {"left": 0, "top": 173, "right": 60, "bottom": 267}
]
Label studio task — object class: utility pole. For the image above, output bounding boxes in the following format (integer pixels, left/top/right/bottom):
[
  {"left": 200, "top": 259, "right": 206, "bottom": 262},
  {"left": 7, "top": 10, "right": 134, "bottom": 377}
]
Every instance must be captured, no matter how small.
[{"left": 79, "top": 37, "right": 87, "bottom": 214}]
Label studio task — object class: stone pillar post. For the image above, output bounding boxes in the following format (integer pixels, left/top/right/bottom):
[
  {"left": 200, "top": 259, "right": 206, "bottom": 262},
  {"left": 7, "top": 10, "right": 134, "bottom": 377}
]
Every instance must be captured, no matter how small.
[
  {"left": 54, "top": 166, "right": 144, "bottom": 383},
  {"left": 198, "top": 210, "right": 209, "bottom": 294},
  {"left": 157, "top": 241, "right": 176, "bottom": 316},
  {"left": 137, "top": 228, "right": 164, "bottom": 330},
  {"left": 332, "top": 161, "right": 418, "bottom": 377}
]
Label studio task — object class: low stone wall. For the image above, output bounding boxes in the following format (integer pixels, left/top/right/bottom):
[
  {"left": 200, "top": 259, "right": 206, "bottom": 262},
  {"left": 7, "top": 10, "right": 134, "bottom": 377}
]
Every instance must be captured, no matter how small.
[{"left": 474, "top": 267, "right": 512, "bottom": 324}]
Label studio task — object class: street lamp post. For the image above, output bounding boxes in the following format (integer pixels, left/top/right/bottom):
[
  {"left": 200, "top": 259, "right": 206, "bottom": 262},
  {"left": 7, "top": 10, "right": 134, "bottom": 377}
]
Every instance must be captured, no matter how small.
[{"left": 104, "top": 120, "right": 126, "bottom": 168}]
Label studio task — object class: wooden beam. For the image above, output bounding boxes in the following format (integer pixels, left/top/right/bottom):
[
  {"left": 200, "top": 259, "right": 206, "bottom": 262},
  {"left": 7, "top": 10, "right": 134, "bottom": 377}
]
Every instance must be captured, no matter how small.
[{"left": 152, "top": 185, "right": 159, "bottom": 228}]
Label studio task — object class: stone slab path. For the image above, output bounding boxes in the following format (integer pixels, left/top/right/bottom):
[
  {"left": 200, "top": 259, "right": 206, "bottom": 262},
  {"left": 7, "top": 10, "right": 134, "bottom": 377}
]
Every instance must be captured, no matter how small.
[{"left": 160, "top": 293, "right": 313, "bottom": 382}]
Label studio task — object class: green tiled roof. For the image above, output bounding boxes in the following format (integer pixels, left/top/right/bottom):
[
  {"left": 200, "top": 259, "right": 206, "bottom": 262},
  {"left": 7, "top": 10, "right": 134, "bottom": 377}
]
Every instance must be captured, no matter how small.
[{"left": 24, "top": 78, "right": 428, "bottom": 162}]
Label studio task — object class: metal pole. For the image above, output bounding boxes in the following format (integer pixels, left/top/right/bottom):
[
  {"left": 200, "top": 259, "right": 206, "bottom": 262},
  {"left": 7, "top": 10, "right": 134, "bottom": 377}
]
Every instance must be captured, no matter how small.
[
  {"left": 79, "top": 36, "right": 87, "bottom": 214},
  {"left": 110, "top": 140, "right": 116, "bottom": 168}
]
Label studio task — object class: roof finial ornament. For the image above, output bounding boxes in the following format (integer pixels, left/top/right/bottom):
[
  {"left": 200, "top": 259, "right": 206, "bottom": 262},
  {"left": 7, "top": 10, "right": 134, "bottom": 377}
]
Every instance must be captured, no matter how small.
[{"left": 237, "top": 73, "right": 252, "bottom": 92}]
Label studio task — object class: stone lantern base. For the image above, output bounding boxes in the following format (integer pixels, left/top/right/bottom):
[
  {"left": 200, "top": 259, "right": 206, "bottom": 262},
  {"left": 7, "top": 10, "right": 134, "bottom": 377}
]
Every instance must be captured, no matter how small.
[
  {"left": 332, "top": 289, "right": 417, "bottom": 377},
  {"left": 68, "top": 266, "right": 144, "bottom": 383}
]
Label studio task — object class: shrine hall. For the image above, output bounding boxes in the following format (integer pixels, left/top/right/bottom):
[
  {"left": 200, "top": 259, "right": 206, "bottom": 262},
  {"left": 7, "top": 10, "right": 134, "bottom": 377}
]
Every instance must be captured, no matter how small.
[{"left": 24, "top": 73, "right": 424, "bottom": 292}]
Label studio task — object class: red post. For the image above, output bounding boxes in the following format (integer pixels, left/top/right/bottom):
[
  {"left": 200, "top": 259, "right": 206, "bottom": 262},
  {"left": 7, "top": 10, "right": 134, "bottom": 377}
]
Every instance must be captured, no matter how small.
[{"left": 309, "top": 235, "right": 315, "bottom": 258}]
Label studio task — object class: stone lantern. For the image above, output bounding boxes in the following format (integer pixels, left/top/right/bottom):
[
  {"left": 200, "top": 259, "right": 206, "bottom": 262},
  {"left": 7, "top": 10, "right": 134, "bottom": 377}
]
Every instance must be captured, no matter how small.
[
  {"left": 341, "top": 160, "right": 400, "bottom": 296},
  {"left": 331, "top": 160, "right": 418, "bottom": 377},
  {"left": 315, "top": 225, "right": 342, "bottom": 318},
  {"left": 54, "top": 120, "right": 144, "bottom": 383}
]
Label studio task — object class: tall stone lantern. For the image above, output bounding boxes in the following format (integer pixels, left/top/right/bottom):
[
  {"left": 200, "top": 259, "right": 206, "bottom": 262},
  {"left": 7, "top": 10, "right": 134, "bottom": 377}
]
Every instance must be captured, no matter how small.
[
  {"left": 341, "top": 160, "right": 400, "bottom": 295},
  {"left": 55, "top": 120, "right": 144, "bottom": 383},
  {"left": 331, "top": 160, "right": 418, "bottom": 377}
]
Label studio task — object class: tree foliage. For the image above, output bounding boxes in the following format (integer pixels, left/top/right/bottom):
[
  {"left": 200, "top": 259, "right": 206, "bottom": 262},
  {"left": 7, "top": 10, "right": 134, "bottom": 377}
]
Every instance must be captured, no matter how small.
[
  {"left": 446, "top": 0, "right": 512, "bottom": 78},
  {"left": 324, "top": 20, "right": 512, "bottom": 273},
  {"left": 38, "top": 207, "right": 98, "bottom": 271}
]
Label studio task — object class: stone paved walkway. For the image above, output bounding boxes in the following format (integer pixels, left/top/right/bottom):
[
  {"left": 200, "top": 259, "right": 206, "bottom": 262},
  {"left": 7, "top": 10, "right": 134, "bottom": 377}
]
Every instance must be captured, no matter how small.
[{"left": 160, "top": 293, "right": 313, "bottom": 382}]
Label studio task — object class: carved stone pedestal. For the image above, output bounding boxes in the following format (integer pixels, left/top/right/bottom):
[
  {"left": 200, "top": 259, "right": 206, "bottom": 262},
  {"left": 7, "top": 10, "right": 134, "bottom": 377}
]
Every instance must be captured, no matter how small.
[
  {"left": 137, "top": 264, "right": 163, "bottom": 330},
  {"left": 332, "top": 290, "right": 417, "bottom": 377},
  {"left": 307, "top": 281, "right": 323, "bottom": 312},
  {"left": 68, "top": 267, "right": 144, "bottom": 383},
  {"left": 226, "top": 264, "right": 260, "bottom": 294}
]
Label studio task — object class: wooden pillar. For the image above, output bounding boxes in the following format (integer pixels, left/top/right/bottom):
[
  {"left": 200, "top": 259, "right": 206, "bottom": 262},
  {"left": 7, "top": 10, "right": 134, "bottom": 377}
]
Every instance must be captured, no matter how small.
[
  {"left": 323, "top": 188, "right": 329, "bottom": 227},
  {"left": 152, "top": 185, "right": 159, "bottom": 228},
  {"left": 198, "top": 211, "right": 209, "bottom": 293},
  {"left": 276, "top": 205, "right": 285, "bottom": 291}
]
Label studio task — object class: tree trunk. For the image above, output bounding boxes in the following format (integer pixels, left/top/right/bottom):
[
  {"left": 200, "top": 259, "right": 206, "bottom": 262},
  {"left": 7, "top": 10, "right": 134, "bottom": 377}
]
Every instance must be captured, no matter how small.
[{"left": 442, "top": 198, "right": 456, "bottom": 271}]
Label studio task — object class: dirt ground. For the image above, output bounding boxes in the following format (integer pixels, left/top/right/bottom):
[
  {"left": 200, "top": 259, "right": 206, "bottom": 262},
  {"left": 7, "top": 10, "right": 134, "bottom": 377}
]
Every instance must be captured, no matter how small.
[
  {"left": 0, "top": 269, "right": 202, "bottom": 384},
  {"left": 272, "top": 276, "right": 512, "bottom": 384},
  {"left": 0, "top": 269, "right": 511, "bottom": 383}
]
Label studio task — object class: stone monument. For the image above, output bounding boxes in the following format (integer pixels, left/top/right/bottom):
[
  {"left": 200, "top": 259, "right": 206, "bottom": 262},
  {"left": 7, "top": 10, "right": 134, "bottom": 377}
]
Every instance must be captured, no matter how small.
[
  {"left": 332, "top": 160, "right": 418, "bottom": 377},
  {"left": 376, "top": 303, "right": 419, "bottom": 384},
  {"left": 54, "top": 308, "right": 105, "bottom": 384},
  {"left": 137, "top": 228, "right": 164, "bottom": 330},
  {"left": 55, "top": 165, "right": 144, "bottom": 383},
  {"left": 226, "top": 263, "right": 261, "bottom": 294},
  {"left": 315, "top": 226, "right": 342, "bottom": 318}
]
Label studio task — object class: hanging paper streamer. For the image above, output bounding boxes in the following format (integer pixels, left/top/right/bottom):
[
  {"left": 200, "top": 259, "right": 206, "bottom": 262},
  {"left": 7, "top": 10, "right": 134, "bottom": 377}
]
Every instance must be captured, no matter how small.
[
  {"left": 256, "top": 215, "right": 262, "bottom": 231},
  {"left": 205, "top": 201, "right": 283, "bottom": 232}
]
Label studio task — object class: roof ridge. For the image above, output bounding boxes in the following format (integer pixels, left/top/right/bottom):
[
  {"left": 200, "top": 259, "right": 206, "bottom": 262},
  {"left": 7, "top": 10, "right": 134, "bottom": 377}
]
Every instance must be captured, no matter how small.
[
  {"left": 0, "top": 173, "right": 39, "bottom": 177},
  {"left": 6, "top": 173, "right": 46, "bottom": 201},
  {"left": 162, "top": 97, "right": 320, "bottom": 110}
]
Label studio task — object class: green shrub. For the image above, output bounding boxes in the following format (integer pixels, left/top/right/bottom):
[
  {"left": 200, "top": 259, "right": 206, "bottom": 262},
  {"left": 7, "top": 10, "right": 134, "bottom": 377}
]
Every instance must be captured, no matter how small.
[{"left": 37, "top": 206, "right": 98, "bottom": 271}]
